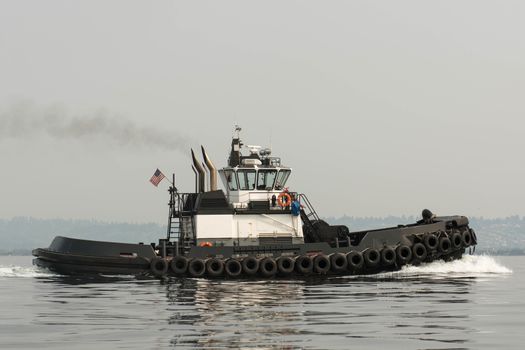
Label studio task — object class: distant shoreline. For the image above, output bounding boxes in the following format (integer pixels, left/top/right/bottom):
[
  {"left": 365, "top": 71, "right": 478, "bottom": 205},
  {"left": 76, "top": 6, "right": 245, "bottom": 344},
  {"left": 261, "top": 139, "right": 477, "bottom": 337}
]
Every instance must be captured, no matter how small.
[{"left": 2, "top": 217, "right": 524, "bottom": 255}]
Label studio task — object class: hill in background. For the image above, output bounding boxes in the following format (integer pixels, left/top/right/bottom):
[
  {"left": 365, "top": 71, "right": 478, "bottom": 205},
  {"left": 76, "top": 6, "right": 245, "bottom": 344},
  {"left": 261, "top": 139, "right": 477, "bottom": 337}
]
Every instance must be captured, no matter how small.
[{"left": 1, "top": 216, "right": 524, "bottom": 255}]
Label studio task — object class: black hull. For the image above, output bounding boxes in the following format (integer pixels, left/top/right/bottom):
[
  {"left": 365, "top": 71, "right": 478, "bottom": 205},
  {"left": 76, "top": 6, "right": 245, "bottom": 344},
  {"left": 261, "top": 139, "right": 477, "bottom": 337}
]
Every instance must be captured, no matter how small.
[
  {"left": 32, "top": 250, "right": 151, "bottom": 275},
  {"left": 32, "top": 236, "right": 156, "bottom": 275},
  {"left": 32, "top": 247, "right": 467, "bottom": 278},
  {"left": 32, "top": 219, "right": 475, "bottom": 278}
]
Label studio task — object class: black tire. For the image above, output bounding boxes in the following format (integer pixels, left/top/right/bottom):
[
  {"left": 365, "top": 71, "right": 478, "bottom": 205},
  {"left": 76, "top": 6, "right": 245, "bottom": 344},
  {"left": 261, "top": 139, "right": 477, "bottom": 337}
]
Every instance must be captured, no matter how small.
[
  {"left": 451, "top": 232, "right": 462, "bottom": 249},
  {"left": 412, "top": 243, "right": 427, "bottom": 261},
  {"left": 170, "top": 256, "right": 188, "bottom": 275},
  {"left": 295, "top": 255, "right": 313, "bottom": 275},
  {"left": 224, "top": 259, "right": 242, "bottom": 278},
  {"left": 150, "top": 257, "right": 168, "bottom": 277},
  {"left": 424, "top": 233, "right": 439, "bottom": 251},
  {"left": 396, "top": 245, "right": 412, "bottom": 265},
  {"left": 242, "top": 256, "right": 259, "bottom": 275},
  {"left": 259, "top": 257, "right": 277, "bottom": 277},
  {"left": 461, "top": 230, "right": 472, "bottom": 247},
  {"left": 277, "top": 256, "right": 295, "bottom": 275},
  {"left": 205, "top": 258, "right": 224, "bottom": 277},
  {"left": 363, "top": 248, "right": 380, "bottom": 268},
  {"left": 313, "top": 254, "right": 331, "bottom": 274},
  {"left": 346, "top": 251, "right": 364, "bottom": 270},
  {"left": 439, "top": 237, "right": 451, "bottom": 254},
  {"left": 329, "top": 253, "right": 347, "bottom": 273},
  {"left": 381, "top": 247, "right": 396, "bottom": 266},
  {"left": 188, "top": 258, "right": 206, "bottom": 277},
  {"left": 470, "top": 228, "right": 478, "bottom": 245}
]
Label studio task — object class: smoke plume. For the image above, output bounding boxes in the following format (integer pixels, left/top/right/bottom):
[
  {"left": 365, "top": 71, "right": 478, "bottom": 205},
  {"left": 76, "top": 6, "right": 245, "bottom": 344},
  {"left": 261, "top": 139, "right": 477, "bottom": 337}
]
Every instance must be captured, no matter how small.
[{"left": 0, "top": 100, "right": 192, "bottom": 153}]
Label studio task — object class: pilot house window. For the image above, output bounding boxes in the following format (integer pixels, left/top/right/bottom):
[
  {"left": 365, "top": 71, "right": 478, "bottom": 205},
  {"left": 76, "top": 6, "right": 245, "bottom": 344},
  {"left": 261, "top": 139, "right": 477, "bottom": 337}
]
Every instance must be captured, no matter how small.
[
  {"left": 257, "top": 170, "right": 277, "bottom": 190},
  {"left": 224, "top": 170, "right": 238, "bottom": 191},
  {"left": 275, "top": 170, "right": 291, "bottom": 190},
  {"left": 238, "top": 170, "right": 256, "bottom": 190}
]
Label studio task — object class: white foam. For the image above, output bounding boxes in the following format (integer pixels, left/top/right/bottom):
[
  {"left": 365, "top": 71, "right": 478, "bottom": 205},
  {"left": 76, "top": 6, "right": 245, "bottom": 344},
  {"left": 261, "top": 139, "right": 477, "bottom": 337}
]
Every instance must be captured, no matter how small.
[
  {"left": 0, "top": 265, "right": 54, "bottom": 278},
  {"left": 379, "top": 255, "right": 512, "bottom": 279}
]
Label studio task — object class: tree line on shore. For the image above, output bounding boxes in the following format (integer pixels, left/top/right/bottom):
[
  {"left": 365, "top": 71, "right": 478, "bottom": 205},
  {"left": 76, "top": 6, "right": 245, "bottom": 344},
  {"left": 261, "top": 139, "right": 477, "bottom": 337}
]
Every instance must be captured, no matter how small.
[{"left": 1, "top": 216, "right": 524, "bottom": 255}]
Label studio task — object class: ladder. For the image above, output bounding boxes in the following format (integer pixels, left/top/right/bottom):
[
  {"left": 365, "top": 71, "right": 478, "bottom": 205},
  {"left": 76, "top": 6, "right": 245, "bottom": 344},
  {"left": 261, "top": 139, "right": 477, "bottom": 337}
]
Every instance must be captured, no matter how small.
[
  {"left": 298, "top": 193, "right": 321, "bottom": 241},
  {"left": 166, "top": 190, "right": 196, "bottom": 255},
  {"left": 298, "top": 193, "right": 321, "bottom": 223}
]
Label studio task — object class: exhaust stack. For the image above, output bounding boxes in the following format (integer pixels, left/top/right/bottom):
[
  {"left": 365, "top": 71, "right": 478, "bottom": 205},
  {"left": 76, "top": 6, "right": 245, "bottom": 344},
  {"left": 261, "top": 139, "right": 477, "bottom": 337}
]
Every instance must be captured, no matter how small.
[
  {"left": 191, "top": 149, "right": 206, "bottom": 193},
  {"left": 201, "top": 146, "right": 218, "bottom": 191}
]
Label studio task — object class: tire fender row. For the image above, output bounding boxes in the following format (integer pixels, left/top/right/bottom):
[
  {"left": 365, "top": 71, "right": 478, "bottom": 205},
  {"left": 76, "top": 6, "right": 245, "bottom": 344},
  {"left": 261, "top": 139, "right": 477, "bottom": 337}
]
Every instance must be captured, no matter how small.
[{"left": 149, "top": 227, "right": 474, "bottom": 278}]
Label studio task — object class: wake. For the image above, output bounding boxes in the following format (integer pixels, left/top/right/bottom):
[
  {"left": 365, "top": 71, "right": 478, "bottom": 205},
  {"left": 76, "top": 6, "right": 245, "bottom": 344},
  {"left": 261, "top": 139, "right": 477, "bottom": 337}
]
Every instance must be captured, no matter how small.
[
  {"left": 0, "top": 265, "right": 54, "bottom": 278},
  {"left": 380, "top": 255, "right": 512, "bottom": 278}
]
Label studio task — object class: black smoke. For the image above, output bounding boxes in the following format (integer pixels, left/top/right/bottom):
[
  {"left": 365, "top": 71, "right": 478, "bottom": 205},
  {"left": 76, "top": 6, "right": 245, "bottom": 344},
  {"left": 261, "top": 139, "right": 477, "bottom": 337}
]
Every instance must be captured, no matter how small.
[{"left": 0, "top": 100, "right": 192, "bottom": 152}]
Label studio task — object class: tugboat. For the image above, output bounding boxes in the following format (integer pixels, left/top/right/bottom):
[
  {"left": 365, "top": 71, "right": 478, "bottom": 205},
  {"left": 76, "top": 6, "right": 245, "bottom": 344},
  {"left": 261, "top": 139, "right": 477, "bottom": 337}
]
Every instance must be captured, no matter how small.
[{"left": 33, "top": 126, "right": 477, "bottom": 278}]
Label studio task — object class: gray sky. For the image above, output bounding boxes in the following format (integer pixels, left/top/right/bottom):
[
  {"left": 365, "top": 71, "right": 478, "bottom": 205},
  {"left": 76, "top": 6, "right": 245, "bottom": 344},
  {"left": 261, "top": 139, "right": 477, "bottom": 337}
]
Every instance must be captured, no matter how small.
[{"left": 1, "top": 1, "right": 524, "bottom": 223}]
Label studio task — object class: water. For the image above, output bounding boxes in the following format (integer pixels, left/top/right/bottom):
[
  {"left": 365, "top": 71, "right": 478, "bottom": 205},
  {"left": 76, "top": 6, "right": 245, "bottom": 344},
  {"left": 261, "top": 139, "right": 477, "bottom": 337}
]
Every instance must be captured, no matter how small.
[{"left": 0, "top": 255, "right": 521, "bottom": 349}]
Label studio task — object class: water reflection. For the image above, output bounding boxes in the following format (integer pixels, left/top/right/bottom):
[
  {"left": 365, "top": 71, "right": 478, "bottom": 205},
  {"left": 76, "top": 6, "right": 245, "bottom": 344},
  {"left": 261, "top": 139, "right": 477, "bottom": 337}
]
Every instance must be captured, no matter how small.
[
  {"left": 160, "top": 275, "right": 477, "bottom": 349},
  {"left": 31, "top": 273, "right": 481, "bottom": 349}
]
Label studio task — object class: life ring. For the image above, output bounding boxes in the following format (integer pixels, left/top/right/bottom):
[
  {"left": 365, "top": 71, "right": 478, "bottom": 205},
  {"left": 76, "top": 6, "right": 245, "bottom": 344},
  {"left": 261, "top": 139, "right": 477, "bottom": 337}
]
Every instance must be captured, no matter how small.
[
  {"left": 277, "top": 192, "right": 292, "bottom": 207},
  {"left": 199, "top": 241, "right": 213, "bottom": 247}
]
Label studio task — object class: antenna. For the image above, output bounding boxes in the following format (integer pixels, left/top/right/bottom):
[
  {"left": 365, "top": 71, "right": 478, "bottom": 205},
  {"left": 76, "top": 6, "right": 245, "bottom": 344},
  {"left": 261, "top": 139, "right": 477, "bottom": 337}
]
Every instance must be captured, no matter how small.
[
  {"left": 234, "top": 124, "right": 242, "bottom": 139},
  {"left": 269, "top": 127, "right": 272, "bottom": 154}
]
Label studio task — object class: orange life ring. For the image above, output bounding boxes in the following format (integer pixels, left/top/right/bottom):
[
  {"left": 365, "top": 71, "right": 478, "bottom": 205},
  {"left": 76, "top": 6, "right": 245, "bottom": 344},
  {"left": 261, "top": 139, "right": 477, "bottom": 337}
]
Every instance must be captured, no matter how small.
[
  {"left": 199, "top": 241, "right": 213, "bottom": 247},
  {"left": 277, "top": 192, "right": 292, "bottom": 207}
]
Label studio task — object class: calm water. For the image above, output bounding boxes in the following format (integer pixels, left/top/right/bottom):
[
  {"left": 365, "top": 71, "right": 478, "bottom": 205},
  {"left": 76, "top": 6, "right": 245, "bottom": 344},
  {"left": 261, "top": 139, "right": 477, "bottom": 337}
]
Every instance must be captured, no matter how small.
[{"left": 0, "top": 255, "right": 521, "bottom": 349}]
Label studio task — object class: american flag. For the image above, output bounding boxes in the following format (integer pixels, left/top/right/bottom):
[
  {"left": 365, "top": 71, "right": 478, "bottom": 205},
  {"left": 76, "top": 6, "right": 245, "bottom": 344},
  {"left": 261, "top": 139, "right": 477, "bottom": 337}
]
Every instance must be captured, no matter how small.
[{"left": 149, "top": 169, "right": 165, "bottom": 187}]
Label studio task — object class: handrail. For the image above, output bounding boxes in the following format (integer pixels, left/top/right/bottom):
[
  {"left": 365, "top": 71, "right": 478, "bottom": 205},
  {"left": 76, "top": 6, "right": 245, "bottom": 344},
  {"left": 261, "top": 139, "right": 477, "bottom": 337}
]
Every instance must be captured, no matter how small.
[{"left": 298, "top": 193, "right": 321, "bottom": 222}]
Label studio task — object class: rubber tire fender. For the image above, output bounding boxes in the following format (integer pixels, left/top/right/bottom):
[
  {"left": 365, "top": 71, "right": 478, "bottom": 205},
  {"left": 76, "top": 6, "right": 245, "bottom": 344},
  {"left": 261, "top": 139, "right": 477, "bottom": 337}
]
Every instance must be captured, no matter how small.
[
  {"left": 188, "top": 258, "right": 206, "bottom": 277},
  {"left": 295, "top": 255, "right": 313, "bottom": 275},
  {"left": 412, "top": 243, "right": 427, "bottom": 261},
  {"left": 329, "top": 253, "right": 348, "bottom": 273},
  {"left": 277, "top": 256, "right": 295, "bottom": 275},
  {"left": 424, "top": 233, "right": 439, "bottom": 251},
  {"left": 170, "top": 256, "right": 188, "bottom": 275},
  {"left": 205, "top": 258, "right": 224, "bottom": 277},
  {"left": 241, "top": 256, "right": 259, "bottom": 275},
  {"left": 381, "top": 247, "right": 396, "bottom": 266},
  {"left": 313, "top": 254, "right": 331, "bottom": 274},
  {"left": 396, "top": 245, "right": 412, "bottom": 265},
  {"left": 259, "top": 257, "right": 277, "bottom": 277},
  {"left": 461, "top": 230, "right": 472, "bottom": 247},
  {"left": 150, "top": 257, "right": 168, "bottom": 277},
  {"left": 363, "top": 248, "right": 380, "bottom": 268},
  {"left": 224, "top": 259, "right": 242, "bottom": 278},
  {"left": 346, "top": 251, "right": 364, "bottom": 271},
  {"left": 451, "top": 232, "right": 462, "bottom": 249},
  {"left": 469, "top": 228, "right": 478, "bottom": 245},
  {"left": 438, "top": 237, "right": 452, "bottom": 254}
]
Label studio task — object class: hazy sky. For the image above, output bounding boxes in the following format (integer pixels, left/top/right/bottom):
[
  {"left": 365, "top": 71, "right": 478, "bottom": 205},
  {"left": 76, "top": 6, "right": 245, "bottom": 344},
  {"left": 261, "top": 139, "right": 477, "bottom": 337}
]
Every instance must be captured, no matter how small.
[{"left": 1, "top": 1, "right": 524, "bottom": 223}]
